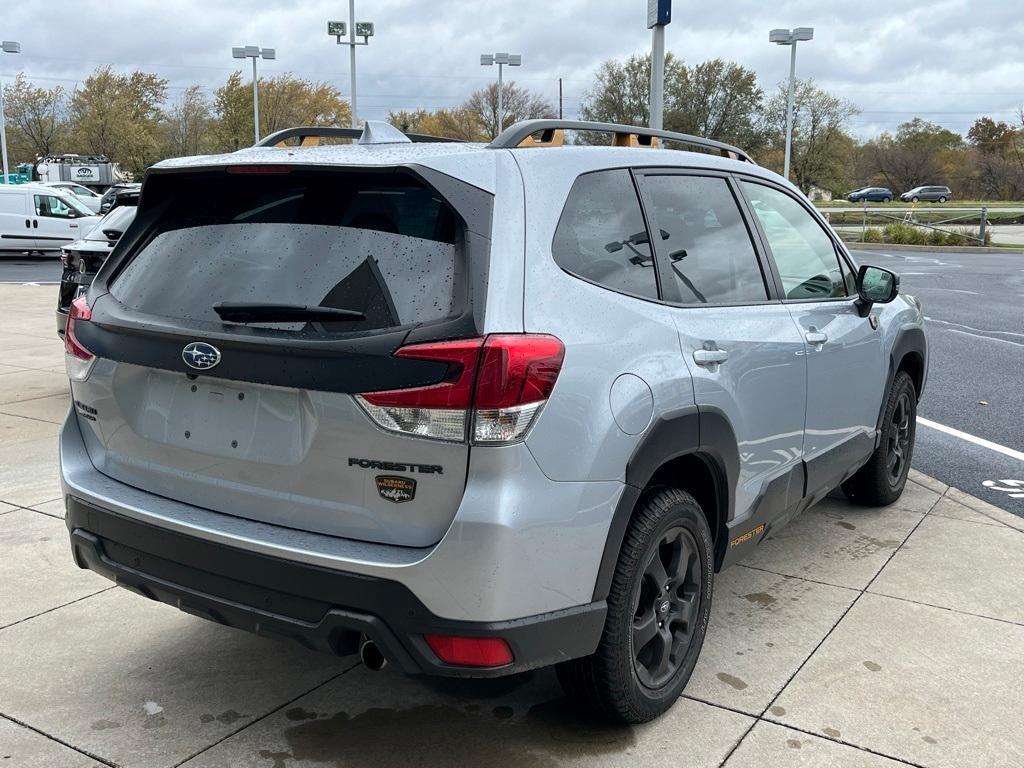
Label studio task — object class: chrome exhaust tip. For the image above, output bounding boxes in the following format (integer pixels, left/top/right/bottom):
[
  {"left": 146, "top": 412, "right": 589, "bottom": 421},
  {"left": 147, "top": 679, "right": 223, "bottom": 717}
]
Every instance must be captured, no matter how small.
[{"left": 359, "top": 637, "right": 388, "bottom": 671}]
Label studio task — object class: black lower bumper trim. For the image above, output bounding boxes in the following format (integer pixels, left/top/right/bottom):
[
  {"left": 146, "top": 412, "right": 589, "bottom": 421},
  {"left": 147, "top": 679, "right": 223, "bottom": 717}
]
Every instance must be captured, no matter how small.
[{"left": 66, "top": 497, "right": 606, "bottom": 678}]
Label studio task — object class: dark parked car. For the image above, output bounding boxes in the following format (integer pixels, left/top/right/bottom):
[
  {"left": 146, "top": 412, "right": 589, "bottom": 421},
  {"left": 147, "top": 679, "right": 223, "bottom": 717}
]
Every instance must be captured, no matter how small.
[
  {"left": 900, "top": 186, "right": 952, "bottom": 203},
  {"left": 98, "top": 183, "right": 141, "bottom": 214},
  {"left": 847, "top": 186, "right": 894, "bottom": 203},
  {"left": 56, "top": 205, "right": 136, "bottom": 336}
]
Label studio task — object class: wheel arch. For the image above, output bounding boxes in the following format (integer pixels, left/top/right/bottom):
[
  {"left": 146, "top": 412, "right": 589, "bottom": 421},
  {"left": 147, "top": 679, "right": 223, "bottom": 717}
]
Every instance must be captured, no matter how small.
[
  {"left": 592, "top": 409, "right": 739, "bottom": 601},
  {"left": 878, "top": 326, "right": 928, "bottom": 432}
]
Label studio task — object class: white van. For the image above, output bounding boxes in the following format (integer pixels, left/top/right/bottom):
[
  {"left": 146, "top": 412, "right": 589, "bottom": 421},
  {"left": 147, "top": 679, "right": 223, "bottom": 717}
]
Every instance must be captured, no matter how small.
[{"left": 0, "top": 183, "right": 101, "bottom": 253}]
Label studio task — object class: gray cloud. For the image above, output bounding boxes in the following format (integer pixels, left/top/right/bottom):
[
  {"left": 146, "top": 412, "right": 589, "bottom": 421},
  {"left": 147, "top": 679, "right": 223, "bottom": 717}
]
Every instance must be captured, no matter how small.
[{"left": 2, "top": 0, "right": 1021, "bottom": 137}]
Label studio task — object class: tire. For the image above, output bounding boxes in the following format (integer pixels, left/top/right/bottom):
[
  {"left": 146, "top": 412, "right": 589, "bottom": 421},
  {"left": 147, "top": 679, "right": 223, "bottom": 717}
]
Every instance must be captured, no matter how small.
[
  {"left": 938, "top": 196, "right": 947, "bottom": 203},
  {"left": 557, "top": 488, "right": 713, "bottom": 723},
  {"left": 883, "top": 196, "right": 892, "bottom": 203},
  {"left": 911, "top": 196, "right": 920, "bottom": 203},
  {"left": 842, "top": 371, "right": 917, "bottom": 506}
]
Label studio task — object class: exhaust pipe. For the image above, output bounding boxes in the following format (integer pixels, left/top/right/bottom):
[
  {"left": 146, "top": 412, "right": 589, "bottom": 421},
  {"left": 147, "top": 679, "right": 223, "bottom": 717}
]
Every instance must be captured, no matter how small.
[{"left": 359, "top": 637, "right": 388, "bottom": 671}]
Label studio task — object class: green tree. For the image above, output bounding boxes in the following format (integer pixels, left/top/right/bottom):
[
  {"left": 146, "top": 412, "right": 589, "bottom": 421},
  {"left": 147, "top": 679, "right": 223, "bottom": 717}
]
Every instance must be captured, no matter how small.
[
  {"left": 388, "top": 107, "right": 487, "bottom": 141},
  {"left": 1, "top": 73, "right": 67, "bottom": 162},
  {"left": 764, "top": 79, "right": 859, "bottom": 194},
  {"left": 864, "top": 118, "right": 963, "bottom": 192},
  {"left": 669, "top": 58, "right": 765, "bottom": 149},
  {"left": 162, "top": 84, "right": 212, "bottom": 158},
  {"left": 69, "top": 66, "right": 168, "bottom": 176},
  {"left": 463, "top": 81, "right": 556, "bottom": 139},
  {"left": 579, "top": 54, "right": 764, "bottom": 149},
  {"left": 212, "top": 71, "right": 350, "bottom": 151}
]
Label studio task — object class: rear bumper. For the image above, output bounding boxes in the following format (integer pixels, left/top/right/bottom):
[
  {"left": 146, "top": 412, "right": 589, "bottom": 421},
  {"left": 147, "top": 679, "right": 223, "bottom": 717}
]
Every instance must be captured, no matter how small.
[{"left": 66, "top": 495, "right": 606, "bottom": 677}]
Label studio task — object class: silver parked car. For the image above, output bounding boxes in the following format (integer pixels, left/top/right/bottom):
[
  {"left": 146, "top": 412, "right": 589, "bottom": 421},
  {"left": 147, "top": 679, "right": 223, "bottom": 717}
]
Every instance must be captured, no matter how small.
[{"left": 60, "top": 120, "right": 927, "bottom": 724}]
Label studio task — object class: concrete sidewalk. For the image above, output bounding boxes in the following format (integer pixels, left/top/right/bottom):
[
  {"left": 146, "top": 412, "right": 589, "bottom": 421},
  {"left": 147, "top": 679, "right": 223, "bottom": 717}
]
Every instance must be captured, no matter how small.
[{"left": 2, "top": 285, "right": 1023, "bottom": 768}]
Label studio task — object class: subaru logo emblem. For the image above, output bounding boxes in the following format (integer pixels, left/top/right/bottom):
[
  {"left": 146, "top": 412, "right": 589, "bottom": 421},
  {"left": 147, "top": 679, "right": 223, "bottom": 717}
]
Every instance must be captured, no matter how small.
[{"left": 182, "top": 342, "right": 221, "bottom": 371}]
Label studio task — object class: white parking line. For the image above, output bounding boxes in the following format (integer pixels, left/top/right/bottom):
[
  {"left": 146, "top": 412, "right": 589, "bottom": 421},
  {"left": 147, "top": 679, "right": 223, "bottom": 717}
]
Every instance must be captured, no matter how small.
[{"left": 918, "top": 417, "right": 1024, "bottom": 462}]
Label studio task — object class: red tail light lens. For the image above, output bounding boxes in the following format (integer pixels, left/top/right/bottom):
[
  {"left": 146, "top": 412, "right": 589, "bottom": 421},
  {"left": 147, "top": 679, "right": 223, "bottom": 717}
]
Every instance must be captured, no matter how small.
[
  {"left": 355, "top": 334, "right": 564, "bottom": 443},
  {"left": 64, "top": 296, "right": 96, "bottom": 381},
  {"left": 423, "top": 634, "right": 513, "bottom": 668}
]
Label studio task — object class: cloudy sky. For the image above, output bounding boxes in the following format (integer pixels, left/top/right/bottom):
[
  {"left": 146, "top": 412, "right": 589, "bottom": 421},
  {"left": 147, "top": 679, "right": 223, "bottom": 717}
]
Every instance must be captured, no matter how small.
[{"left": 3, "top": 0, "right": 1023, "bottom": 138}]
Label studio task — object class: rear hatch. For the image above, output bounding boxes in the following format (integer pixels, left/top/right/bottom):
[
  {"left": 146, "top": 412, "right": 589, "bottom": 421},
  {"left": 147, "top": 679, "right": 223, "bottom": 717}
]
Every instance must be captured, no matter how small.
[{"left": 69, "top": 164, "right": 492, "bottom": 547}]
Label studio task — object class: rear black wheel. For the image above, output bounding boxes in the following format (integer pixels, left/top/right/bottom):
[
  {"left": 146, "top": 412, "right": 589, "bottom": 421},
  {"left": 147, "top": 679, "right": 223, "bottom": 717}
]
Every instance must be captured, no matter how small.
[
  {"left": 842, "top": 371, "right": 917, "bottom": 505},
  {"left": 557, "top": 488, "right": 713, "bottom": 723}
]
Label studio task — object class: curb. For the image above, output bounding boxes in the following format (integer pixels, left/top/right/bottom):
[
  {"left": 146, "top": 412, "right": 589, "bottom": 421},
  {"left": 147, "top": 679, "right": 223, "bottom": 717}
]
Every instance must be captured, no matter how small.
[{"left": 843, "top": 242, "right": 1023, "bottom": 254}]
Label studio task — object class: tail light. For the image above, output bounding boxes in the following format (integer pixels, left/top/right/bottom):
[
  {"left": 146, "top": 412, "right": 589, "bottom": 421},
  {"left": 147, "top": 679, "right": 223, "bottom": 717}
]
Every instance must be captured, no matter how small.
[
  {"left": 64, "top": 295, "right": 96, "bottom": 382},
  {"left": 356, "top": 334, "right": 564, "bottom": 444},
  {"left": 423, "top": 634, "right": 513, "bottom": 668}
]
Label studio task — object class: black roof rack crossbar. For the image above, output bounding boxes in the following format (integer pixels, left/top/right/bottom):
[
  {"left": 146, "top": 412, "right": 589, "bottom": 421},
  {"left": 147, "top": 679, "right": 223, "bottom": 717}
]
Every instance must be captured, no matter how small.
[
  {"left": 487, "top": 120, "right": 753, "bottom": 163},
  {"left": 255, "top": 126, "right": 464, "bottom": 148}
]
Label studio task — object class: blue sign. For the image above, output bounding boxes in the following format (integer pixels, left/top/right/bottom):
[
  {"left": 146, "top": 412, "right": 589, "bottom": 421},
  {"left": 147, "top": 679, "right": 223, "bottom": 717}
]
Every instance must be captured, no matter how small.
[{"left": 647, "top": 0, "right": 671, "bottom": 28}]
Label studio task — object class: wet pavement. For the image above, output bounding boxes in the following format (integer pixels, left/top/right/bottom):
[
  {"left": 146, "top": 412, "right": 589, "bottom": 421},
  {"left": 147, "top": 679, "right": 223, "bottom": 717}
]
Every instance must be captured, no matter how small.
[{"left": 2, "top": 284, "right": 1023, "bottom": 768}]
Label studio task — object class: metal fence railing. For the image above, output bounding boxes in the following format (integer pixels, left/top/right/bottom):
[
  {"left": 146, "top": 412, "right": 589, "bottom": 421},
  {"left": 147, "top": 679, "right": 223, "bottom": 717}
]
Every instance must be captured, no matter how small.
[{"left": 824, "top": 201, "right": 992, "bottom": 245}]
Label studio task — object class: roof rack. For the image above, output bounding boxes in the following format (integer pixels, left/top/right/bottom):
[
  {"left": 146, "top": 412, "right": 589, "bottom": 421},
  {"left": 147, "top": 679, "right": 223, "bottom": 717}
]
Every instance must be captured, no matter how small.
[
  {"left": 255, "top": 125, "right": 464, "bottom": 148},
  {"left": 487, "top": 120, "right": 754, "bottom": 163}
]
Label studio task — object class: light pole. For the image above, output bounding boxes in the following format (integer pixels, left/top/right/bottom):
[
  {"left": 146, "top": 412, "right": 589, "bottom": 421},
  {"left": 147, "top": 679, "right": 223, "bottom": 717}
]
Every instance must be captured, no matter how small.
[
  {"left": 0, "top": 40, "right": 21, "bottom": 185},
  {"left": 647, "top": 0, "right": 671, "bottom": 130},
  {"left": 329, "top": 4, "right": 375, "bottom": 129},
  {"left": 480, "top": 53, "right": 521, "bottom": 136},
  {"left": 232, "top": 45, "right": 276, "bottom": 144},
  {"left": 770, "top": 27, "right": 814, "bottom": 181}
]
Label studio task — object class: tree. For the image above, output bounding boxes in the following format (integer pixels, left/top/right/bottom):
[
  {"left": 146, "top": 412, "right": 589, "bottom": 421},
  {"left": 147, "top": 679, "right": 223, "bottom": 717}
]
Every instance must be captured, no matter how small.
[
  {"left": 1, "top": 74, "right": 67, "bottom": 162},
  {"left": 463, "top": 81, "right": 556, "bottom": 138},
  {"left": 864, "top": 118, "right": 962, "bottom": 192},
  {"left": 212, "top": 72, "right": 350, "bottom": 151},
  {"left": 967, "top": 116, "right": 1014, "bottom": 155},
  {"left": 163, "top": 85, "right": 212, "bottom": 158},
  {"left": 579, "top": 54, "right": 764, "bottom": 149},
  {"left": 388, "top": 107, "right": 487, "bottom": 141},
  {"left": 669, "top": 58, "right": 765, "bottom": 148},
  {"left": 580, "top": 53, "right": 679, "bottom": 128},
  {"left": 764, "top": 79, "right": 859, "bottom": 194},
  {"left": 69, "top": 66, "right": 168, "bottom": 176}
]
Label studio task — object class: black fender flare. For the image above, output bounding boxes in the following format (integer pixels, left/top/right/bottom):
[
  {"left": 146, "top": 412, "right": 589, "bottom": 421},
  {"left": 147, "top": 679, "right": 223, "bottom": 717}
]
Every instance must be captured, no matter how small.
[
  {"left": 877, "top": 326, "right": 927, "bottom": 432},
  {"left": 592, "top": 407, "right": 740, "bottom": 600}
]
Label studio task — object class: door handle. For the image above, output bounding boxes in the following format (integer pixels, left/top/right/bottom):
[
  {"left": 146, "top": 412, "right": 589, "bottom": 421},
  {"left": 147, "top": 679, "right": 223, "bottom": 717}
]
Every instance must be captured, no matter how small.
[
  {"left": 32, "top": 219, "right": 38, "bottom": 228},
  {"left": 805, "top": 331, "right": 828, "bottom": 346},
  {"left": 25, "top": 218, "right": 30, "bottom": 228},
  {"left": 693, "top": 348, "right": 729, "bottom": 367}
]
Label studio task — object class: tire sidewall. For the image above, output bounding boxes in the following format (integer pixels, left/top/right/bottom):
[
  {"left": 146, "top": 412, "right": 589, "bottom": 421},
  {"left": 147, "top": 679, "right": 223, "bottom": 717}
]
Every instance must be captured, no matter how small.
[
  {"left": 883, "top": 374, "right": 917, "bottom": 491},
  {"left": 615, "top": 494, "right": 714, "bottom": 714}
]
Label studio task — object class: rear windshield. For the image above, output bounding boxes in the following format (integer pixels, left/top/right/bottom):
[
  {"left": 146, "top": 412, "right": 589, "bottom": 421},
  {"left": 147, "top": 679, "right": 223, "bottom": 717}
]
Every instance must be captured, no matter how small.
[{"left": 110, "top": 170, "right": 460, "bottom": 335}]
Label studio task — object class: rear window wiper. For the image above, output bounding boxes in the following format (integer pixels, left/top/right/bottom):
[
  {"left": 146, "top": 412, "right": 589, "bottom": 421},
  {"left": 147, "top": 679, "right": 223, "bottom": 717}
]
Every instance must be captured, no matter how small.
[{"left": 213, "top": 302, "right": 366, "bottom": 324}]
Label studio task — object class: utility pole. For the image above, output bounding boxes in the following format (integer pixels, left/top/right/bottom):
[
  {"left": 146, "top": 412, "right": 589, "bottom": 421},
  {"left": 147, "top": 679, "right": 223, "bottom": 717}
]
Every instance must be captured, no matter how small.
[
  {"left": 328, "top": 5, "right": 375, "bottom": 129},
  {"left": 558, "top": 78, "right": 563, "bottom": 119},
  {"left": 480, "top": 53, "right": 522, "bottom": 136},
  {"left": 0, "top": 41, "right": 18, "bottom": 184},
  {"left": 647, "top": 0, "right": 671, "bottom": 130},
  {"left": 231, "top": 45, "right": 275, "bottom": 144},
  {"left": 770, "top": 27, "right": 814, "bottom": 181}
]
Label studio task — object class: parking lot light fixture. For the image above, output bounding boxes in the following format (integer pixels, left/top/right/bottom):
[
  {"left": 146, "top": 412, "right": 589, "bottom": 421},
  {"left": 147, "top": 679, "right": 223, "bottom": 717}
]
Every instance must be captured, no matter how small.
[
  {"left": 329, "top": 1, "right": 375, "bottom": 129},
  {"left": 770, "top": 27, "right": 814, "bottom": 181},
  {"left": 232, "top": 45, "right": 276, "bottom": 144},
  {"left": 0, "top": 40, "right": 21, "bottom": 185},
  {"left": 480, "top": 52, "right": 522, "bottom": 136}
]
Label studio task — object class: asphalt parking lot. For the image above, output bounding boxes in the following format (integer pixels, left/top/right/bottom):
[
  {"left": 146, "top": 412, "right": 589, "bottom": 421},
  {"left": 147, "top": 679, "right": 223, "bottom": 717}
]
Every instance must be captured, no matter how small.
[
  {"left": 1, "top": 260, "right": 1023, "bottom": 767},
  {"left": 848, "top": 248, "right": 1024, "bottom": 516}
]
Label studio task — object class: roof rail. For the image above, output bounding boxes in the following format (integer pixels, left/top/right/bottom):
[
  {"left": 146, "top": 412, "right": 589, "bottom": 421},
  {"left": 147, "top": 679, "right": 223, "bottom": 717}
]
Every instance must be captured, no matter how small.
[
  {"left": 255, "top": 125, "right": 464, "bottom": 148},
  {"left": 487, "top": 120, "right": 754, "bottom": 163}
]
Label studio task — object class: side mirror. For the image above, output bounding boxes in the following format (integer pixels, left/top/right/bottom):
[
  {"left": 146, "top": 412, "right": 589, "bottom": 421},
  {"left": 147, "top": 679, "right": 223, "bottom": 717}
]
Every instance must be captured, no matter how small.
[{"left": 856, "top": 264, "right": 899, "bottom": 315}]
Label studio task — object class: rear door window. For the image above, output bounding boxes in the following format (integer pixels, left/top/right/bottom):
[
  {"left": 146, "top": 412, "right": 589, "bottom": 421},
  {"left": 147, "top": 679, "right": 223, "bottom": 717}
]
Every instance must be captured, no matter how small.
[
  {"left": 551, "top": 169, "right": 659, "bottom": 300},
  {"left": 110, "top": 170, "right": 461, "bottom": 335},
  {"left": 638, "top": 174, "right": 768, "bottom": 304}
]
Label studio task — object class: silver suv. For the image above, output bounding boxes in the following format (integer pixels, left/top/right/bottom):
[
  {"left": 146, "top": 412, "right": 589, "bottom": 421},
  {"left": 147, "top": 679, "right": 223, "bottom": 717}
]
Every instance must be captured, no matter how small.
[{"left": 60, "top": 120, "right": 927, "bottom": 724}]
